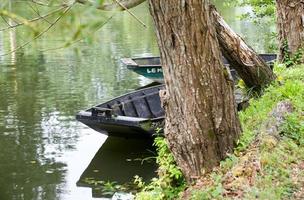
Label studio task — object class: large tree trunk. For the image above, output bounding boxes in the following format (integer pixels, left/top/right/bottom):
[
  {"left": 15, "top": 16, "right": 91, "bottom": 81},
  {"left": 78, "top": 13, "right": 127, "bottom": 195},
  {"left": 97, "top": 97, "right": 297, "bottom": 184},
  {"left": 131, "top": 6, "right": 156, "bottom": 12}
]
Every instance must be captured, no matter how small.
[
  {"left": 149, "top": 0, "right": 241, "bottom": 182},
  {"left": 276, "top": 0, "right": 304, "bottom": 64},
  {"left": 211, "top": 6, "right": 276, "bottom": 90}
]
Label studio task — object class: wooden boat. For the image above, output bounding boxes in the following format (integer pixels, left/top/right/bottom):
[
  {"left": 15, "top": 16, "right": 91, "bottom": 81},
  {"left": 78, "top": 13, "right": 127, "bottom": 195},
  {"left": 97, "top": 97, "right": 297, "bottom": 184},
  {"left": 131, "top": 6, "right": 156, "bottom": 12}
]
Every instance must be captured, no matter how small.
[
  {"left": 76, "top": 85, "right": 165, "bottom": 138},
  {"left": 76, "top": 84, "right": 248, "bottom": 139},
  {"left": 121, "top": 54, "right": 277, "bottom": 82}
]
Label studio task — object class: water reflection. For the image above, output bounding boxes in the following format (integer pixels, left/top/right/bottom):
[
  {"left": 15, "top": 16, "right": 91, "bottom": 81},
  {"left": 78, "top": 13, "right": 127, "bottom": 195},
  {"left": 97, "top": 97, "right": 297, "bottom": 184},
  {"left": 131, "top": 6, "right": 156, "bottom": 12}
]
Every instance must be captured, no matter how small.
[
  {"left": 0, "top": 2, "right": 158, "bottom": 199},
  {"left": 0, "top": 52, "right": 67, "bottom": 200},
  {"left": 77, "top": 137, "right": 157, "bottom": 198}
]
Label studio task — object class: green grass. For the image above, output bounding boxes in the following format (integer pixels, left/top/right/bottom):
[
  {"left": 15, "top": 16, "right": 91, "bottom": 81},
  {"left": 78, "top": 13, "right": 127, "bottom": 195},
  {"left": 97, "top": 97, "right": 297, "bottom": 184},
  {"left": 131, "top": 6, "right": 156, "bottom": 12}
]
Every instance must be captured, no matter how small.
[
  {"left": 190, "top": 65, "right": 304, "bottom": 199},
  {"left": 237, "top": 65, "right": 304, "bottom": 151},
  {"left": 136, "top": 65, "right": 304, "bottom": 200}
]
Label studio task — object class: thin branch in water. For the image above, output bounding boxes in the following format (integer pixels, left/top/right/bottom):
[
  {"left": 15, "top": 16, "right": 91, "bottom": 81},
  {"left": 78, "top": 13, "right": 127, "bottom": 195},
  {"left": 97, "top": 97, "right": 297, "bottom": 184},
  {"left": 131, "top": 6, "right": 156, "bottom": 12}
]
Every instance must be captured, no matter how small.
[
  {"left": 40, "top": 14, "right": 115, "bottom": 52},
  {"left": 1, "top": 9, "right": 27, "bottom": 43},
  {"left": 30, "top": 0, "right": 67, "bottom": 7},
  {"left": 28, "top": 1, "right": 52, "bottom": 24},
  {"left": 75, "top": 0, "right": 145, "bottom": 10},
  {"left": 30, "top": 0, "right": 50, "bottom": 7},
  {"left": 0, "top": 6, "right": 66, "bottom": 32},
  {"left": 75, "top": 0, "right": 146, "bottom": 27},
  {"left": 1, "top": 15, "right": 12, "bottom": 27},
  {"left": 0, "top": 3, "right": 74, "bottom": 57},
  {"left": 0, "top": 10, "right": 40, "bottom": 33},
  {"left": 29, "top": 1, "right": 41, "bottom": 15},
  {"left": 112, "top": 0, "right": 146, "bottom": 28}
]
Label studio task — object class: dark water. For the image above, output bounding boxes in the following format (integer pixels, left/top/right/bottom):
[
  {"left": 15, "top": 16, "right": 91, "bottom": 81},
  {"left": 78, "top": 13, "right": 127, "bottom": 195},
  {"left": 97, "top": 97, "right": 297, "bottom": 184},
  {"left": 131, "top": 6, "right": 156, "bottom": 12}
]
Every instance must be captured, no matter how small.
[
  {"left": 77, "top": 137, "right": 156, "bottom": 199},
  {"left": 0, "top": 2, "right": 275, "bottom": 200}
]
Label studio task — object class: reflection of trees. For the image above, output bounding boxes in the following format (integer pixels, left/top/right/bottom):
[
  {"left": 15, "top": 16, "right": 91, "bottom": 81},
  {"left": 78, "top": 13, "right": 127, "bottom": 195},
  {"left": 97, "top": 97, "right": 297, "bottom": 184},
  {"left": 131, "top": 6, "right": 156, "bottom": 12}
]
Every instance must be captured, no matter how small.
[
  {"left": 0, "top": 53, "right": 65, "bottom": 200},
  {"left": 8, "top": 23, "right": 17, "bottom": 64},
  {"left": 100, "top": 3, "right": 158, "bottom": 57},
  {"left": 0, "top": 1, "right": 159, "bottom": 100},
  {"left": 0, "top": 2, "right": 161, "bottom": 200},
  {"left": 8, "top": 0, "right": 17, "bottom": 64},
  {"left": 77, "top": 137, "right": 157, "bottom": 198},
  {"left": 71, "top": 2, "right": 159, "bottom": 100},
  {"left": 0, "top": 32, "right": 3, "bottom": 62}
]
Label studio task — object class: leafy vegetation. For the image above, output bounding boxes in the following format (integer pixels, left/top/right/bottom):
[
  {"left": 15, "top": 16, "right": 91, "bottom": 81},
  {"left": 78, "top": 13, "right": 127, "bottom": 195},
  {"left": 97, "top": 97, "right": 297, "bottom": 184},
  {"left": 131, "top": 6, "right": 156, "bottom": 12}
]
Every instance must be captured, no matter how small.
[
  {"left": 282, "top": 40, "right": 304, "bottom": 67},
  {"left": 221, "top": 0, "right": 278, "bottom": 52},
  {"left": 231, "top": 0, "right": 275, "bottom": 22},
  {"left": 135, "top": 136, "right": 186, "bottom": 200},
  {"left": 136, "top": 64, "right": 304, "bottom": 199}
]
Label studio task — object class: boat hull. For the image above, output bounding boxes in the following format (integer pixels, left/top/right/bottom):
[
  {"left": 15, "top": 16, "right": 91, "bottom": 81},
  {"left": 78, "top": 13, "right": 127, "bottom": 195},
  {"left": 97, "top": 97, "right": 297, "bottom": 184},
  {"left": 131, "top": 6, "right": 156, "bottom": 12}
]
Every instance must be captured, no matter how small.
[
  {"left": 76, "top": 85, "right": 165, "bottom": 138},
  {"left": 76, "top": 110, "right": 165, "bottom": 138}
]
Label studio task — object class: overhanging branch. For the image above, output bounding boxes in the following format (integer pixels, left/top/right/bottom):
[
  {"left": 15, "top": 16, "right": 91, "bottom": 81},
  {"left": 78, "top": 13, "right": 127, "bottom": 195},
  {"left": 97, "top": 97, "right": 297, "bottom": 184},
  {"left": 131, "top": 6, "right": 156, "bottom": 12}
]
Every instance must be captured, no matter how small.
[
  {"left": 0, "top": 6, "right": 67, "bottom": 32},
  {"left": 75, "top": 0, "right": 146, "bottom": 11}
]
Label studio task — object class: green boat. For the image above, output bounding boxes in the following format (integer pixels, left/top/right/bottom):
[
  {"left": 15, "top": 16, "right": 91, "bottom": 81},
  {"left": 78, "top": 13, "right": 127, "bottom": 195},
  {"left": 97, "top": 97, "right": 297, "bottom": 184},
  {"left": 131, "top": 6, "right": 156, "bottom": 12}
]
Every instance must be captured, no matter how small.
[
  {"left": 121, "top": 54, "right": 277, "bottom": 82},
  {"left": 121, "top": 57, "right": 164, "bottom": 82}
]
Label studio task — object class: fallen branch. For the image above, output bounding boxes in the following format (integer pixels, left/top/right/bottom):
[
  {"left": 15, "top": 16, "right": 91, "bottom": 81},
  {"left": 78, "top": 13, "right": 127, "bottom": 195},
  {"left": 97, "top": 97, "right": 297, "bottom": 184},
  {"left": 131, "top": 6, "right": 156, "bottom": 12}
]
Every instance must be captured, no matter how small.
[{"left": 211, "top": 5, "right": 276, "bottom": 90}]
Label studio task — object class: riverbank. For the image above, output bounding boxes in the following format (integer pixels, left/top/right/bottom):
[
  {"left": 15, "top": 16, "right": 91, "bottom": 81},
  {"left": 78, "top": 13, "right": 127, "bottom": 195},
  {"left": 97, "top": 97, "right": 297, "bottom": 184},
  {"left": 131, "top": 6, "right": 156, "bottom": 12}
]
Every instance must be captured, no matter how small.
[{"left": 135, "top": 64, "right": 304, "bottom": 199}]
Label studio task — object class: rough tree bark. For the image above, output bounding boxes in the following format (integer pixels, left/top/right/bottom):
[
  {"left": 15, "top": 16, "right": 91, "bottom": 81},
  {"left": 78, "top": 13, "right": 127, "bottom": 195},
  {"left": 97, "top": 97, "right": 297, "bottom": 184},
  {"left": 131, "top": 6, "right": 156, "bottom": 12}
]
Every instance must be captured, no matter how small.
[
  {"left": 276, "top": 0, "right": 304, "bottom": 63},
  {"left": 211, "top": 6, "right": 276, "bottom": 89},
  {"left": 149, "top": 0, "right": 241, "bottom": 182}
]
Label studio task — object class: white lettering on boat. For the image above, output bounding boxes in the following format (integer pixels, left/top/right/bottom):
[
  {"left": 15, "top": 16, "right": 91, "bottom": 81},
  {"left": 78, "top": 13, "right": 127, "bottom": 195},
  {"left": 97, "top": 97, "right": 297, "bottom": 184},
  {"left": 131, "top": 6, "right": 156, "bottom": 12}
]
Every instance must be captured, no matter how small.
[{"left": 147, "top": 68, "right": 163, "bottom": 73}]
